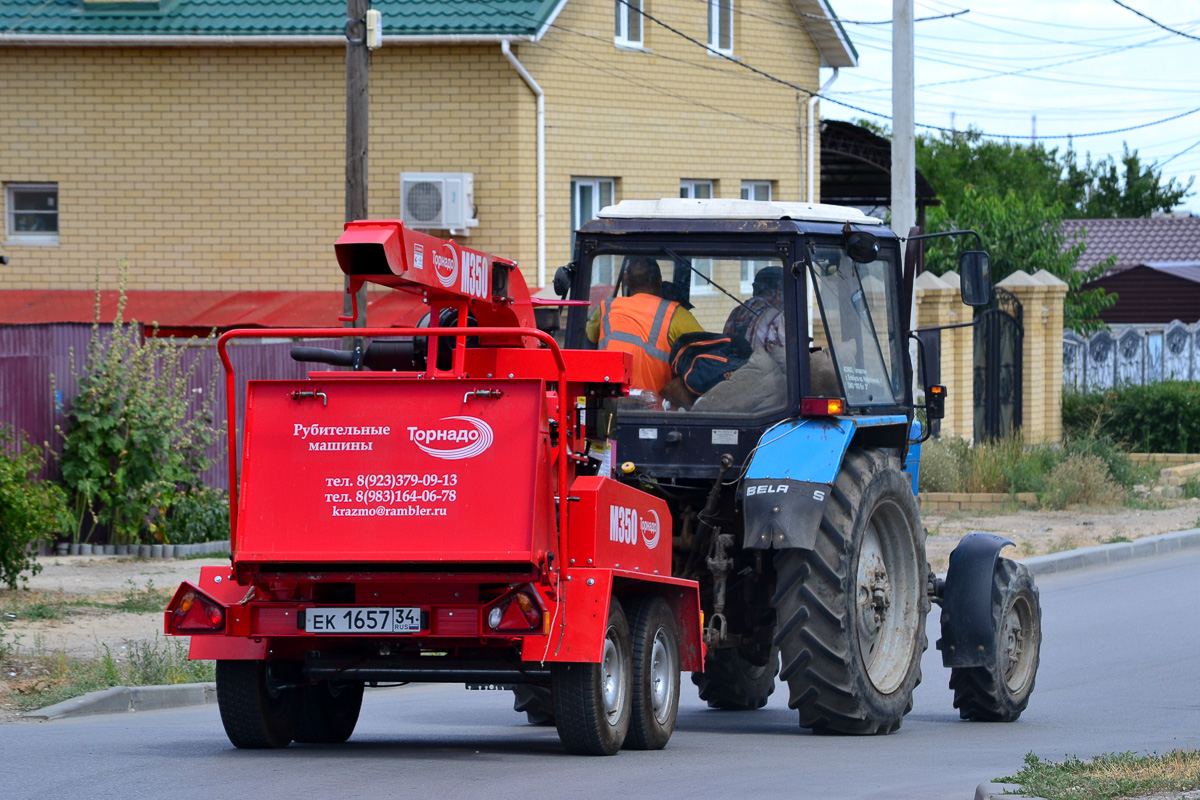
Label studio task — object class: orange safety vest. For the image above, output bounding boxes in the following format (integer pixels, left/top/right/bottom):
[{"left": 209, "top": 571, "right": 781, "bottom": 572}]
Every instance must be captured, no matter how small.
[{"left": 598, "top": 293, "right": 679, "bottom": 393}]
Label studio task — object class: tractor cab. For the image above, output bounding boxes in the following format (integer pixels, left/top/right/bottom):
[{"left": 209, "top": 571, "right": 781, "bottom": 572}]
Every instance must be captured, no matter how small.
[{"left": 561, "top": 198, "right": 914, "bottom": 481}]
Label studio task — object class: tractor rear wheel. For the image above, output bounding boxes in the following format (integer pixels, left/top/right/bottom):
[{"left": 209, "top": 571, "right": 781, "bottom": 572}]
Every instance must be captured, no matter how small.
[
  {"left": 773, "top": 448, "right": 928, "bottom": 734},
  {"left": 552, "top": 597, "right": 632, "bottom": 755},
  {"left": 512, "top": 685, "right": 555, "bottom": 726},
  {"left": 949, "top": 558, "right": 1041, "bottom": 721},
  {"left": 625, "top": 596, "right": 681, "bottom": 750},
  {"left": 691, "top": 647, "right": 779, "bottom": 710},
  {"left": 294, "top": 679, "right": 365, "bottom": 743},
  {"left": 216, "top": 660, "right": 302, "bottom": 749}
]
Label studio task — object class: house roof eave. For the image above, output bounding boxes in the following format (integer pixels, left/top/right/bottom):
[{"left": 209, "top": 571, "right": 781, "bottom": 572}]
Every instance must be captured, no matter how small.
[{"left": 790, "top": 0, "right": 858, "bottom": 68}]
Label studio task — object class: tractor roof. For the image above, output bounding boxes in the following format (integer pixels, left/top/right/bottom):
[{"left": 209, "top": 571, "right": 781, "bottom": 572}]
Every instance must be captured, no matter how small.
[{"left": 597, "top": 198, "right": 884, "bottom": 226}]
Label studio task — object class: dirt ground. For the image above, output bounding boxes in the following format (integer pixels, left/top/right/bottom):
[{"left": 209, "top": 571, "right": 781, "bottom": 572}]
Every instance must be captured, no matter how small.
[{"left": 1, "top": 499, "right": 1197, "bottom": 722}]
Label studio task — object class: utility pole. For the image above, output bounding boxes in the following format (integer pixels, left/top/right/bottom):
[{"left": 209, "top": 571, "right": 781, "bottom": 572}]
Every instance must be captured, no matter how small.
[
  {"left": 891, "top": 0, "right": 916, "bottom": 244},
  {"left": 344, "top": 0, "right": 369, "bottom": 334}
]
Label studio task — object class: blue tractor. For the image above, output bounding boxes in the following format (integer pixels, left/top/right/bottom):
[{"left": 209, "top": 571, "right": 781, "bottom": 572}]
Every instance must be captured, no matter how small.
[{"left": 535, "top": 198, "right": 1042, "bottom": 734}]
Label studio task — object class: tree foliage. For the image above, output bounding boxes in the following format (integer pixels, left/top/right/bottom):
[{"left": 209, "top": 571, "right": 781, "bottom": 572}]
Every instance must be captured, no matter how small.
[{"left": 57, "top": 266, "right": 223, "bottom": 545}]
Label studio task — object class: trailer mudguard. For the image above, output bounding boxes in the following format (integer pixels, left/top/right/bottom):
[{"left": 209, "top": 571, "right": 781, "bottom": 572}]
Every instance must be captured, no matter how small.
[
  {"left": 938, "top": 532, "right": 1013, "bottom": 668},
  {"left": 741, "top": 415, "right": 905, "bottom": 549}
]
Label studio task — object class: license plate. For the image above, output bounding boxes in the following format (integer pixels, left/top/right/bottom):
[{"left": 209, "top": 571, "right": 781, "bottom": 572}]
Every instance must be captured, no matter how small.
[{"left": 303, "top": 607, "right": 423, "bottom": 634}]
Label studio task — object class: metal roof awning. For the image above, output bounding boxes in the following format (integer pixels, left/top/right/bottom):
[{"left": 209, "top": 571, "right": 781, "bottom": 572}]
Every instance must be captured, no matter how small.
[{"left": 0, "top": 290, "right": 427, "bottom": 332}]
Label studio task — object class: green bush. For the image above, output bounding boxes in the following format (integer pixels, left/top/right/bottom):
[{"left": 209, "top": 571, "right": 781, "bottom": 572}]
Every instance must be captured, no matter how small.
[
  {"left": 158, "top": 486, "right": 229, "bottom": 545},
  {"left": 918, "top": 436, "right": 967, "bottom": 492},
  {"left": 0, "top": 425, "right": 70, "bottom": 589},
  {"left": 57, "top": 267, "right": 223, "bottom": 545},
  {"left": 1063, "top": 382, "right": 1200, "bottom": 454},
  {"left": 1041, "top": 454, "right": 1126, "bottom": 510}
]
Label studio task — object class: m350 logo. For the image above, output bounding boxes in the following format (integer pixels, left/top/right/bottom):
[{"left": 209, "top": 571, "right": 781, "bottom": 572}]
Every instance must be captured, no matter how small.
[
  {"left": 432, "top": 243, "right": 458, "bottom": 288},
  {"left": 408, "top": 416, "right": 492, "bottom": 460},
  {"left": 609, "top": 506, "right": 661, "bottom": 550}
]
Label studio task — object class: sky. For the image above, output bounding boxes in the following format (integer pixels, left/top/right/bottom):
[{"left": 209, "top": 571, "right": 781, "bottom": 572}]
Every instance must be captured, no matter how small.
[{"left": 821, "top": 0, "right": 1200, "bottom": 214}]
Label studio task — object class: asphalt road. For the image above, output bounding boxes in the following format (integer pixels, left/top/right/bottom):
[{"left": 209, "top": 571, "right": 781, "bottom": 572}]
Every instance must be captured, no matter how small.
[{"left": 4, "top": 550, "right": 1199, "bottom": 800}]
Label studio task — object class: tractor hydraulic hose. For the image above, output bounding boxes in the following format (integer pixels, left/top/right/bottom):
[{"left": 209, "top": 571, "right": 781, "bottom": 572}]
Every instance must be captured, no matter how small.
[{"left": 683, "top": 453, "right": 735, "bottom": 578}]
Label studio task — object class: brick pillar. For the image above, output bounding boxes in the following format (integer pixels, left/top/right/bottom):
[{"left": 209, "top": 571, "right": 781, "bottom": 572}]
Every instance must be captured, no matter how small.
[
  {"left": 997, "top": 270, "right": 1053, "bottom": 443},
  {"left": 1033, "top": 269, "right": 1068, "bottom": 443},
  {"left": 934, "top": 270, "right": 974, "bottom": 441}
]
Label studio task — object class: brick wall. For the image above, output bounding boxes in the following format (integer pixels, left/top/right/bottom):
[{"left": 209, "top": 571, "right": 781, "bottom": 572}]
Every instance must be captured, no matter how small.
[{"left": 0, "top": 0, "right": 820, "bottom": 295}]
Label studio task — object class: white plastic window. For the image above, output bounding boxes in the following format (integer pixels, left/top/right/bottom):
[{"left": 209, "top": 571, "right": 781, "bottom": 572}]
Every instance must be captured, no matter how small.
[
  {"left": 681, "top": 181, "right": 715, "bottom": 293},
  {"left": 708, "top": 0, "right": 733, "bottom": 54},
  {"left": 740, "top": 181, "right": 772, "bottom": 291},
  {"left": 572, "top": 178, "right": 617, "bottom": 285},
  {"left": 615, "top": 0, "right": 643, "bottom": 47},
  {"left": 5, "top": 183, "right": 59, "bottom": 245}
]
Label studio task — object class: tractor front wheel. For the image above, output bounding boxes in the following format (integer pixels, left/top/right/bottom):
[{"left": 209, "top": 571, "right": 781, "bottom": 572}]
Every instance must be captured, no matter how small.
[
  {"left": 949, "top": 558, "right": 1041, "bottom": 721},
  {"left": 512, "top": 685, "right": 555, "bottom": 726},
  {"left": 216, "top": 660, "right": 302, "bottom": 749},
  {"left": 773, "top": 448, "right": 928, "bottom": 734},
  {"left": 552, "top": 598, "right": 632, "bottom": 755},
  {"left": 691, "top": 647, "right": 779, "bottom": 710}
]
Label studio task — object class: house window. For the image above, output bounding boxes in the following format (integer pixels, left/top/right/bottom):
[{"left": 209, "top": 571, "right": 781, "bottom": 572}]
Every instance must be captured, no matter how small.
[
  {"left": 681, "top": 180, "right": 715, "bottom": 292},
  {"left": 615, "top": 0, "right": 643, "bottom": 47},
  {"left": 5, "top": 183, "right": 59, "bottom": 245},
  {"left": 572, "top": 177, "right": 617, "bottom": 285},
  {"left": 708, "top": 0, "right": 733, "bottom": 54},
  {"left": 740, "top": 181, "right": 772, "bottom": 292}
]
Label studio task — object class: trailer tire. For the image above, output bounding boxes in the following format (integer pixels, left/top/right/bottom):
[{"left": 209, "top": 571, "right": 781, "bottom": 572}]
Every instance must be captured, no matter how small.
[
  {"left": 949, "top": 558, "right": 1041, "bottom": 722},
  {"left": 552, "top": 597, "right": 632, "bottom": 755},
  {"left": 773, "top": 448, "right": 928, "bottom": 735},
  {"left": 512, "top": 685, "right": 555, "bottom": 726},
  {"left": 691, "top": 648, "right": 779, "bottom": 710},
  {"left": 625, "top": 596, "right": 680, "bottom": 750},
  {"left": 294, "top": 679, "right": 365, "bottom": 744},
  {"left": 216, "top": 660, "right": 302, "bottom": 749}
]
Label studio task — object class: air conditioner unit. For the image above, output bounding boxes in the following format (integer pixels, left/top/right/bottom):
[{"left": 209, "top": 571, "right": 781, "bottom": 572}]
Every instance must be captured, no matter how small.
[{"left": 400, "top": 172, "right": 478, "bottom": 232}]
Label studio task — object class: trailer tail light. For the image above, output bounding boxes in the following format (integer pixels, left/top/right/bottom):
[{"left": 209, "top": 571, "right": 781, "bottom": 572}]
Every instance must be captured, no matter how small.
[
  {"left": 171, "top": 590, "right": 226, "bottom": 632},
  {"left": 800, "top": 397, "right": 845, "bottom": 417},
  {"left": 485, "top": 587, "right": 543, "bottom": 633}
]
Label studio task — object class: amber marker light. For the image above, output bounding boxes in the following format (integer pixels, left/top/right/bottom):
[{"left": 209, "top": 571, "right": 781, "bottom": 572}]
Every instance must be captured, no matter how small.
[{"left": 800, "top": 398, "right": 845, "bottom": 416}]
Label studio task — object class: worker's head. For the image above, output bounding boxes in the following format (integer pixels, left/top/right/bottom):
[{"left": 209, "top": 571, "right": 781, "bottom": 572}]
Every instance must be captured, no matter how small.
[
  {"left": 752, "top": 266, "right": 784, "bottom": 297},
  {"left": 624, "top": 258, "right": 663, "bottom": 296}
]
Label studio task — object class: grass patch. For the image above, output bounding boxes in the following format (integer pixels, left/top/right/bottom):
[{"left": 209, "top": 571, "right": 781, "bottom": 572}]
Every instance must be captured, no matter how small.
[
  {"left": 115, "top": 579, "right": 171, "bottom": 613},
  {"left": 1001, "top": 750, "right": 1200, "bottom": 800},
  {"left": 1184, "top": 477, "right": 1200, "bottom": 500},
  {"left": 2, "top": 633, "right": 214, "bottom": 712}
]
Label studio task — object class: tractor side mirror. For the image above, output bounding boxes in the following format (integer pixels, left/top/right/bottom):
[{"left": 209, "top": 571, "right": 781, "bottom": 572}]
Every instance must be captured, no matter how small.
[
  {"left": 959, "top": 251, "right": 992, "bottom": 307},
  {"left": 552, "top": 264, "right": 574, "bottom": 299},
  {"left": 845, "top": 231, "right": 880, "bottom": 264}
]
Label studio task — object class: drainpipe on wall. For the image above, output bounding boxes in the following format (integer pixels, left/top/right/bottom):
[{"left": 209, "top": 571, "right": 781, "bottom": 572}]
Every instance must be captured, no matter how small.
[
  {"left": 501, "top": 39, "right": 546, "bottom": 288},
  {"left": 806, "top": 67, "right": 838, "bottom": 204}
]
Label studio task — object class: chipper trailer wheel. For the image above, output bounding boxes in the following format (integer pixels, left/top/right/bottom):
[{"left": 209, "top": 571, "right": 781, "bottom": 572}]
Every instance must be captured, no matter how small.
[
  {"left": 294, "top": 679, "right": 365, "bottom": 744},
  {"left": 773, "top": 448, "right": 928, "bottom": 734},
  {"left": 948, "top": 558, "right": 1042, "bottom": 721},
  {"left": 552, "top": 597, "right": 633, "bottom": 755},
  {"left": 512, "top": 685, "right": 555, "bottom": 726},
  {"left": 625, "top": 596, "right": 681, "bottom": 750},
  {"left": 216, "top": 660, "right": 303, "bottom": 749},
  {"left": 691, "top": 647, "right": 780, "bottom": 710}
]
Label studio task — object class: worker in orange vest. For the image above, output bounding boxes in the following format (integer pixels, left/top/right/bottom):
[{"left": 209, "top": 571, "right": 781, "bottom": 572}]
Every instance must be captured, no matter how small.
[{"left": 586, "top": 258, "right": 702, "bottom": 394}]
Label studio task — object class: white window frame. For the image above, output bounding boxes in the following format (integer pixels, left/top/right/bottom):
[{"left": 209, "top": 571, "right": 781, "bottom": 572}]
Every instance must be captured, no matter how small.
[
  {"left": 680, "top": 180, "right": 716, "bottom": 294},
  {"left": 615, "top": 0, "right": 643, "bottom": 48},
  {"left": 5, "top": 183, "right": 59, "bottom": 246},
  {"left": 708, "top": 0, "right": 733, "bottom": 55},
  {"left": 572, "top": 177, "right": 617, "bottom": 285},
  {"left": 740, "top": 181, "right": 772, "bottom": 292}
]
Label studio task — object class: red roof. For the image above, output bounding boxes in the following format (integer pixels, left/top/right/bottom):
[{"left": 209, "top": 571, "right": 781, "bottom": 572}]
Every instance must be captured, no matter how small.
[{"left": 0, "top": 289, "right": 428, "bottom": 331}]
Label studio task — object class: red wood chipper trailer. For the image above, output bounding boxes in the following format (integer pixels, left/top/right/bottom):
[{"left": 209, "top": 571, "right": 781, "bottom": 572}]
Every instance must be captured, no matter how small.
[{"left": 164, "top": 220, "right": 703, "bottom": 756}]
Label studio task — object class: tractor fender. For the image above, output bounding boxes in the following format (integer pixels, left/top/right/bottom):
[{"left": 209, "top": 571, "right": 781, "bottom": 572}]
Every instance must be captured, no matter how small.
[
  {"left": 741, "top": 415, "right": 905, "bottom": 549},
  {"left": 938, "top": 532, "right": 1013, "bottom": 668}
]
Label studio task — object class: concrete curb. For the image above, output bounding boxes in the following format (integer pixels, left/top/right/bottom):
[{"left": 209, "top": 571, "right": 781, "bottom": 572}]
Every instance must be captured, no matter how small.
[
  {"left": 1018, "top": 527, "right": 1200, "bottom": 577},
  {"left": 24, "top": 682, "right": 216, "bottom": 721},
  {"left": 975, "top": 782, "right": 1042, "bottom": 800}
]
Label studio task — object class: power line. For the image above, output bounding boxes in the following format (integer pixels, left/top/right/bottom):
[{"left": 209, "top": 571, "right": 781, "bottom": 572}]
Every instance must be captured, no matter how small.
[
  {"left": 1111, "top": 0, "right": 1200, "bottom": 42},
  {"left": 1160, "top": 139, "right": 1200, "bottom": 168}
]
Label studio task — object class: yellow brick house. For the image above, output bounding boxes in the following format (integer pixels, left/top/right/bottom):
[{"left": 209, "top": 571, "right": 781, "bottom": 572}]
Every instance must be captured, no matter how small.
[{"left": 0, "top": 0, "right": 856, "bottom": 301}]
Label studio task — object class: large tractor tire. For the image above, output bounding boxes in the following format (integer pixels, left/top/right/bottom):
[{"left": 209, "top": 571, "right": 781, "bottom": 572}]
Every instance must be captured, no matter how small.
[
  {"left": 512, "top": 685, "right": 555, "bottom": 726},
  {"left": 216, "top": 660, "right": 302, "bottom": 749},
  {"left": 949, "top": 558, "right": 1041, "bottom": 722},
  {"left": 625, "top": 596, "right": 681, "bottom": 750},
  {"left": 552, "top": 598, "right": 633, "bottom": 755},
  {"left": 773, "top": 448, "right": 928, "bottom": 735},
  {"left": 294, "top": 679, "right": 365, "bottom": 744},
  {"left": 691, "top": 647, "right": 780, "bottom": 710}
]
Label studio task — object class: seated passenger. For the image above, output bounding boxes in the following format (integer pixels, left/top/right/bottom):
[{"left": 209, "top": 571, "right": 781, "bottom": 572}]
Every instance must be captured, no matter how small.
[
  {"left": 723, "top": 266, "right": 785, "bottom": 354},
  {"left": 587, "top": 258, "right": 702, "bottom": 395}
]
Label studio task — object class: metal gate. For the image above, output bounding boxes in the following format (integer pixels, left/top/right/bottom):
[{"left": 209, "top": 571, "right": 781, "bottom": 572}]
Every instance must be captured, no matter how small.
[{"left": 973, "top": 287, "right": 1023, "bottom": 441}]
